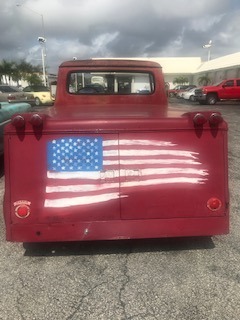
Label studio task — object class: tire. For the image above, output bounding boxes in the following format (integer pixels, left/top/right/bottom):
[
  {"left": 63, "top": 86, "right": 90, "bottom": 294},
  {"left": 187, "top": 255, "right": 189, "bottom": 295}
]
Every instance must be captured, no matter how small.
[
  {"left": 168, "top": 92, "right": 175, "bottom": 98},
  {"left": 189, "top": 95, "right": 196, "bottom": 102},
  {"left": 206, "top": 94, "right": 217, "bottom": 105},
  {"left": 35, "top": 97, "right": 41, "bottom": 106}
]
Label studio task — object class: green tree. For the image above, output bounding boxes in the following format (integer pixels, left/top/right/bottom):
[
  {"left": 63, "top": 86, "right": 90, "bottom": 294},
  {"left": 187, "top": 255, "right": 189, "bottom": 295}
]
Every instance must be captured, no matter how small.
[
  {"left": 173, "top": 76, "right": 189, "bottom": 85},
  {"left": 17, "top": 60, "right": 41, "bottom": 81},
  {"left": 198, "top": 75, "right": 211, "bottom": 86},
  {"left": 25, "top": 73, "right": 43, "bottom": 86}
]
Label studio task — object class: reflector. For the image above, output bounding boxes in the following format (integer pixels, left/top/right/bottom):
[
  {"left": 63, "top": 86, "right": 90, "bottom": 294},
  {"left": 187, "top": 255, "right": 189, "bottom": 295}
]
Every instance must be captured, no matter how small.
[
  {"left": 207, "top": 197, "right": 222, "bottom": 211},
  {"left": 15, "top": 205, "right": 30, "bottom": 218}
]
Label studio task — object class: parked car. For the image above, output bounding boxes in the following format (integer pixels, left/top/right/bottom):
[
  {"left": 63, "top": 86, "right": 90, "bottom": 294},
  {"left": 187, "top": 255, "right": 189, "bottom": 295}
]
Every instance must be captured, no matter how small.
[
  {"left": 168, "top": 85, "right": 196, "bottom": 98},
  {"left": 0, "top": 85, "right": 35, "bottom": 106},
  {"left": 182, "top": 88, "right": 197, "bottom": 101},
  {"left": 23, "top": 85, "right": 53, "bottom": 106}
]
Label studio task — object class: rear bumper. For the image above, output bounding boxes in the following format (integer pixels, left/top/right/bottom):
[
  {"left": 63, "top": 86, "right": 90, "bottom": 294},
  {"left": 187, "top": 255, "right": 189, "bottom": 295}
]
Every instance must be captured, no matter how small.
[{"left": 6, "top": 216, "right": 229, "bottom": 242}]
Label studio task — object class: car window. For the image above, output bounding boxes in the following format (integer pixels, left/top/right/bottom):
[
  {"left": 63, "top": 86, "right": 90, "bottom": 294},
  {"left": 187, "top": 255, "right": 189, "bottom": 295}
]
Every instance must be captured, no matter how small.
[
  {"left": 23, "top": 87, "right": 31, "bottom": 92},
  {"left": 0, "top": 86, "right": 18, "bottom": 93},
  {"left": 32, "top": 86, "right": 50, "bottom": 92},
  {"left": 224, "top": 80, "right": 234, "bottom": 87},
  {"left": 23, "top": 86, "right": 50, "bottom": 92}
]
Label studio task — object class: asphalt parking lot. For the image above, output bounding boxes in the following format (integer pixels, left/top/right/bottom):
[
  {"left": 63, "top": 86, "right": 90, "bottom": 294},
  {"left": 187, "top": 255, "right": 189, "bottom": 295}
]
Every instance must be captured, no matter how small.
[{"left": 0, "top": 99, "right": 240, "bottom": 320}]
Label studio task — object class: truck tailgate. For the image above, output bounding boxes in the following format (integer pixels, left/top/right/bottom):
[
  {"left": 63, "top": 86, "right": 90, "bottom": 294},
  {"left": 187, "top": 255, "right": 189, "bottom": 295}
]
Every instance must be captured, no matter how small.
[{"left": 3, "top": 111, "right": 229, "bottom": 241}]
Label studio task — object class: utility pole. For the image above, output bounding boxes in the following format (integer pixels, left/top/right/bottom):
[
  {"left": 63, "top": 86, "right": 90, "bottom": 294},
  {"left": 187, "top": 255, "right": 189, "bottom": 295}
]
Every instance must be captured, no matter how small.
[{"left": 16, "top": 3, "right": 48, "bottom": 86}]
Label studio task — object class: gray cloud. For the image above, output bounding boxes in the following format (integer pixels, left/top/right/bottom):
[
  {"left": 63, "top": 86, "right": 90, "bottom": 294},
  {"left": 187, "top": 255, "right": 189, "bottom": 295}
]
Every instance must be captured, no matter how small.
[{"left": 1, "top": 0, "right": 240, "bottom": 73}]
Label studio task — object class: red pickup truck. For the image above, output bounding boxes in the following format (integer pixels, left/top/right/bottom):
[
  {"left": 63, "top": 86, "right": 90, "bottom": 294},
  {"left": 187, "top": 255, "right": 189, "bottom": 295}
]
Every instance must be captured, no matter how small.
[
  {"left": 195, "top": 78, "right": 240, "bottom": 104},
  {"left": 3, "top": 59, "right": 229, "bottom": 242}
]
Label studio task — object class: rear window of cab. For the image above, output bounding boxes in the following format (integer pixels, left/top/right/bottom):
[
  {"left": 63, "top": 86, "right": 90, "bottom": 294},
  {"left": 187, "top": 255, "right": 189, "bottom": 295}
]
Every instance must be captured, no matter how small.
[{"left": 67, "top": 71, "right": 155, "bottom": 94}]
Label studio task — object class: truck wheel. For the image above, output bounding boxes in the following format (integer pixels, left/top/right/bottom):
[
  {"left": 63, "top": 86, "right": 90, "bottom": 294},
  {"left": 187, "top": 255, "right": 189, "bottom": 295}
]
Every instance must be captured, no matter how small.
[
  {"left": 189, "top": 95, "right": 196, "bottom": 102},
  {"left": 35, "top": 97, "right": 41, "bottom": 106},
  {"left": 206, "top": 94, "right": 217, "bottom": 105}
]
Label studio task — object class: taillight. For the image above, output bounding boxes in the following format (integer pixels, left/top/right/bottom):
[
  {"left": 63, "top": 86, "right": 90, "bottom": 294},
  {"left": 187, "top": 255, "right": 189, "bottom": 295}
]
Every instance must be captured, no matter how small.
[
  {"left": 8, "top": 95, "right": 16, "bottom": 101},
  {"left": 15, "top": 205, "right": 30, "bottom": 218},
  {"left": 207, "top": 197, "right": 222, "bottom": 211},
  {"left": 12, "top": 115, "right": 25, "bottom": 128},
  {"left": 209, "top": 113, "right": 223, "bottom": 125},
  {"left": 30, "top": 114, "right": 43, "bottom": 127},
  {"left": 193, "top": 113, "right": 207, "bottom": 126}
]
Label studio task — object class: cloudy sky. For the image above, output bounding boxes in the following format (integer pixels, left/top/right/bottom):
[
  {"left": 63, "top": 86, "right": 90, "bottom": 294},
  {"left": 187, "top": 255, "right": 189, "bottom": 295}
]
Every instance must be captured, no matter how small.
[{"left": 1, "top": 0, "right": 240, "bottom": 74}]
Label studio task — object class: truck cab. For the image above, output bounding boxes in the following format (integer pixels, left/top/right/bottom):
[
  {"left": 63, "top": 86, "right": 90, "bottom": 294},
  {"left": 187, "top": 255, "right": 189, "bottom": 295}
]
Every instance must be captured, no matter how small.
[{"left": 3, "top": 59, "right": 229, "bottom": 242}]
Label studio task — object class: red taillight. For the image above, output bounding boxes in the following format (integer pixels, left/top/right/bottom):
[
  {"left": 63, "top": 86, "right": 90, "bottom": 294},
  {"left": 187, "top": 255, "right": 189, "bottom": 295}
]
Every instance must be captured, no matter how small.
[
  {"left": 15, "top": 205, "right": 30, "bottom": 218},
  {"left": 8, "top": 95, "right": 16, "bottom": 101},
  {"left": 30, "top": 114, "right": 43, "bottom": 127},
  {"left": 12, "top": 115, "right": 25, "bottom": 128},
  {"left": 193, "top": 113, "right": 207, "bottom": 126},
  {"left": 207, "top": 197, "right": 222, "bottom": 211},
  {"left": 209, "top": 113, "right": 223, "bottom": 125}
]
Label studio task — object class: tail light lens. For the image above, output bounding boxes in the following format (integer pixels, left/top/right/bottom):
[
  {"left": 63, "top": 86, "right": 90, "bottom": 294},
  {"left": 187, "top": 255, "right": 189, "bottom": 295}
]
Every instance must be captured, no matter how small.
[
  {"left": 30, "top": 114, "right": 43, "bottom": 127},
  {"left": 193, "top": 113, "right": 207, "bottom": 126},
  {"left": 209, "top": 113, "right": 223, "bottom": 125},
  {"left": 12, "top": 115, "right": 25, "bottom": 128},
  {"left": 8, "top": 95, "right": 16, "bottom": 101}
]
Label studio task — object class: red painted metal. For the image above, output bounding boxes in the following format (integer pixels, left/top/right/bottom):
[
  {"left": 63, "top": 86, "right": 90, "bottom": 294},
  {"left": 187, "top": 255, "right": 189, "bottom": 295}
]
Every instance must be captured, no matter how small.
[{"left": 3, "top": 60, "right": 229, "bottom": 242}]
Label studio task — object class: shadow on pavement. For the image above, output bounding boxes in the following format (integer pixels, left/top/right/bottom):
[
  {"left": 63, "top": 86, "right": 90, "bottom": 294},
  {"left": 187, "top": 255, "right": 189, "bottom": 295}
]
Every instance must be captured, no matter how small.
[{"left": 23, "top": 237, "right": 215, "bottom": 256}]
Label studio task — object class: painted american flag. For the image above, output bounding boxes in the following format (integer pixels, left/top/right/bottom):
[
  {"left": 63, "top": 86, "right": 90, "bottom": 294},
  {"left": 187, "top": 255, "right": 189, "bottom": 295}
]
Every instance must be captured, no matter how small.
[{"left": 45, "top": 136, "right": 208, "bottom": 208}]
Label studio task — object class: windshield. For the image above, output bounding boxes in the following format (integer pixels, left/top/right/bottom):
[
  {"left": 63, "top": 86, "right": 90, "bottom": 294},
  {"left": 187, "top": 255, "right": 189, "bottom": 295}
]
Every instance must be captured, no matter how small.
[
  {"left": 67, "top": 71, "right": 154, "bottom": 94},
  {"left": 213, "top": 81, "right": 224, "bottom": 87}
]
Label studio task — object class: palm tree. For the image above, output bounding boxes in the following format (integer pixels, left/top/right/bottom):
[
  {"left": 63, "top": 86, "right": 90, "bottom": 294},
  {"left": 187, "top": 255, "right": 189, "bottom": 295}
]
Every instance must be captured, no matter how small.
[
  {"left": 0, "top": 59, "right": 15, "bottom": 84},
  {"left": 173, "top": 76, "right": 189, "bottom": 85},
  {"left": 198, "top": 75, "right": 211, "bottom": 86},
  {"left": 0, "top": 59, "right": 43, "bottom": 86}
]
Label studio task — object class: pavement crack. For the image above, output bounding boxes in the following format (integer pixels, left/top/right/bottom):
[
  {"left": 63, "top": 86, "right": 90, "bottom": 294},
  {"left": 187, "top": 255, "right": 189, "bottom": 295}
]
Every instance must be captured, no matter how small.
[
  {"left": 65, "top": 281, "right": 107, "bottom": 320},
  {"left": 118, "top": 254, "right": 130, "bottom": 319}
]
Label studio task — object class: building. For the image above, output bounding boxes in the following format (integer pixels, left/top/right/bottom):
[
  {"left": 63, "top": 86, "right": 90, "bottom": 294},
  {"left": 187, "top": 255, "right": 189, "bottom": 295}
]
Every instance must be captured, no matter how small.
[
  {"left": 113, "top": 52, "right": 240, "bottom": 88},
  {"left": 136, "top": 53, "right": 240, "bottom": 88}
]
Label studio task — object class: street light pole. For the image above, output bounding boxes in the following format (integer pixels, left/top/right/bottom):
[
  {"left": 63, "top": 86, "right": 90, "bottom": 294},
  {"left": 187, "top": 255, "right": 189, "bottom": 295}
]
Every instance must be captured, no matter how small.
[
  {"left": 16, "top": 3, "right": 47, "bottom": 86},
  {"left": 38, "top": 37, "right": 47, "bottom": 87},
  {"left": 202, "top": 40, "right": 212, "bottom": 62}
]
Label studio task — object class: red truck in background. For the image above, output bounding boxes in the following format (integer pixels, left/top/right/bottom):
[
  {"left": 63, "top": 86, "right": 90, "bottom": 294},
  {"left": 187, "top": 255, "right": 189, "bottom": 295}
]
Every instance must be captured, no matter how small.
[
  {"left": 195, "top": 78, "right": 240, "bottom": 105},
  {"left": 3, "top": 59, "right": 229, "bottom": 242}
]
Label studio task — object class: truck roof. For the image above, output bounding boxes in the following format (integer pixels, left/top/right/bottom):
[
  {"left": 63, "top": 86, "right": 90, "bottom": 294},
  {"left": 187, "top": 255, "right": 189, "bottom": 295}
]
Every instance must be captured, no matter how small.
[{"left": 59, "top": 59, "right": 161, "bottom": 69}]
